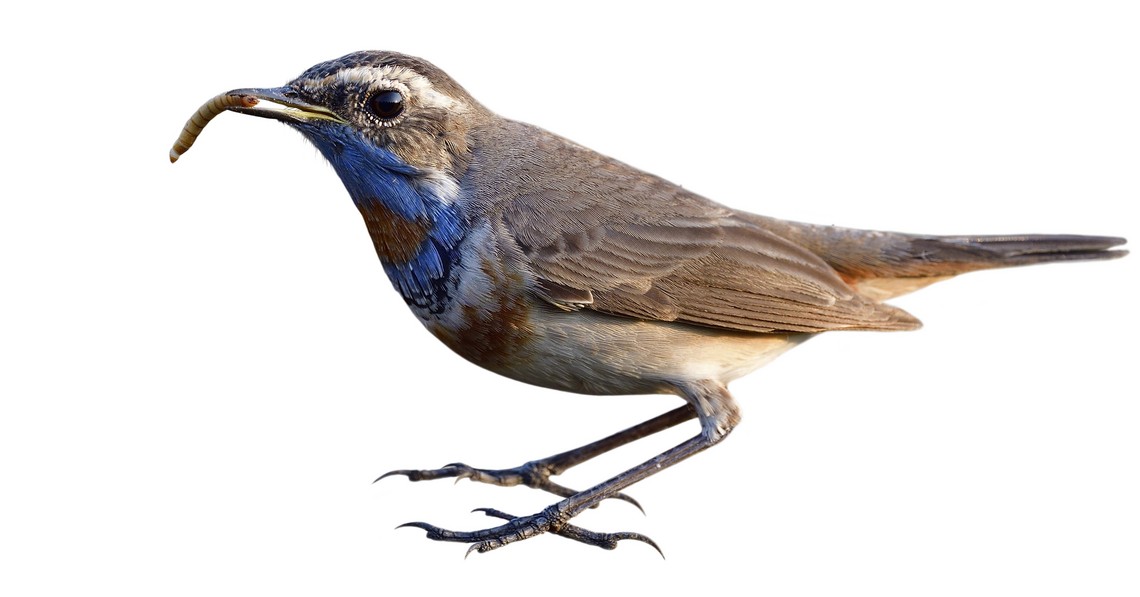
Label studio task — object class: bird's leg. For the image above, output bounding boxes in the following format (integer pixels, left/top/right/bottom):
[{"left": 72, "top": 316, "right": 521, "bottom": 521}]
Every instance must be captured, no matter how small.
[
  {"left": 399, "top": 382, "right": 738, "bottom": 554},
  {"left": 460, "top": 507, "right": 662, "bottom": 557},
  {"left": 379, "top": 404, "right": 696, "bottom": 509}
]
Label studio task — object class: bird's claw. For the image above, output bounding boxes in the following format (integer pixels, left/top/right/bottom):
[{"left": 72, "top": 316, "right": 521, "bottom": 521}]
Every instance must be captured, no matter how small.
[
  {"left": 376, "top": 463, "right": 476, "bottom": 483},
  {"left": 471, "top": 507, "right": 514, "bottom": 521},
  {"left": 377, "top": 461, "right": 643, "bottom": 512},
  {"left": 397, "top": 507, "right": 662, "bottom": 557}
]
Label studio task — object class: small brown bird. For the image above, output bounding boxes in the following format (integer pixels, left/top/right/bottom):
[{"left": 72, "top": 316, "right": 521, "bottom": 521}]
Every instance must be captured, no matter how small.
[{"left": 172, "top": 50, "right": 1127, "bottom": 556}]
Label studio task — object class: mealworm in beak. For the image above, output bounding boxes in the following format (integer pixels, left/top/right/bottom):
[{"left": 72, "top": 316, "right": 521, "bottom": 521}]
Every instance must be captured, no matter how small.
[{"left": 169, "top": 93, "right": 259, "bottom": 163}]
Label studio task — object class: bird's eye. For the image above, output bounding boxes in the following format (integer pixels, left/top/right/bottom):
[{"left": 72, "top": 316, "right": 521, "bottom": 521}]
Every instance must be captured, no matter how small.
[{"left": 368, "top": 90, "right": 404, "bottom": 120}]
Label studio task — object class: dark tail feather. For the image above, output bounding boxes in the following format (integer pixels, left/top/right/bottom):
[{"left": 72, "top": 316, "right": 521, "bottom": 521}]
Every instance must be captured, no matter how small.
[
  {"left": 846, "top": 233, "right": 1127, "bottom": 300},
  {"left": 738, "top": 214, "right": 1127, "bottom": 299},
  {"left": 907, "top": 234, "right": 1128, "bottom": 268}
]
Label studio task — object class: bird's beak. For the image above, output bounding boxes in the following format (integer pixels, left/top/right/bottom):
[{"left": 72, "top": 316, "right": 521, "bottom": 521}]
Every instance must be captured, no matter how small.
[
  {"left": 170, "top": 87, "right": 347, "bottom": 163},
  {"left": 225, "top": 87, "right": 347, "bottom": 124}
]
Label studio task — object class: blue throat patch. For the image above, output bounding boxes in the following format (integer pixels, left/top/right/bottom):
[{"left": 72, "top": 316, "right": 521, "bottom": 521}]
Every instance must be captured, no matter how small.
[{"left": 301, "top": 126, "right": 467, "bottom": 312}]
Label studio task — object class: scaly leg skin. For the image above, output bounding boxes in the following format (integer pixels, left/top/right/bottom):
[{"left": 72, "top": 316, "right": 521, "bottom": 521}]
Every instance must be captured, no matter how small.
[
  {"left": 423, "top": 508, "right": 662, "bottom": 558},
  {"left": 398, "top": 382, "right": 737, "bottom": 555},
  {"left": 379, "top": 404, "right": 697, "bottom": 511}
]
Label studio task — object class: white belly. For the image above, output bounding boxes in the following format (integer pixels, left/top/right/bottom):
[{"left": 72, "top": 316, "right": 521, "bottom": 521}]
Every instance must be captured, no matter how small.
[{"left": 500, "top": 307, "right": 810, "bottom": 396}]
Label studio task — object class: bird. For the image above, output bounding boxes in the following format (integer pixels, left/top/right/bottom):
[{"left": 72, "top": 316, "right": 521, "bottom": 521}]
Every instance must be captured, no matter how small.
[{"left": 170, "top": 50, "right": 1126, "bottom": 556}]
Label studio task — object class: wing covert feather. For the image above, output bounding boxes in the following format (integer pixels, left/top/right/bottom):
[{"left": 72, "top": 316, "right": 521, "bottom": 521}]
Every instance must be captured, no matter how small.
[
  {"left": 481, "top": 122, "right": 919, "bottom": 333},
  {"left": 504, "top": 196, "right": 919, "bottom": 333}
]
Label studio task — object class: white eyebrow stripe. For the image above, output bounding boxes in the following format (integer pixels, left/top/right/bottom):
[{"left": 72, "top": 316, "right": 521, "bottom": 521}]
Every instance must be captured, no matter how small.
[{"left": 302, "top": 65, "right": 463, "bottom": 111}]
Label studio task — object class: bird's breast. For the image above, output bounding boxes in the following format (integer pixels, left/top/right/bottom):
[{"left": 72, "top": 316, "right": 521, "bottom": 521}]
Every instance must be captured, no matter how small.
[
  {"left": 355, "top": 194, "right": 465, "bottom": 313},
  {"left": 359, "top": 200, "right": 433, "bottom": 263},
  {"left": 404, "top": 223, "right": 537, "bottom": 374}
]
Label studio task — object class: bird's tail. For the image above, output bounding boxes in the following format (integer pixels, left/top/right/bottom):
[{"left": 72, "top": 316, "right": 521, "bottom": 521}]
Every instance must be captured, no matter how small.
[
  {"left": 740, "top": 215, "right": 1127, "bottom": 301},
  {"left": 896, "top": 234, "right": 1128, "bottom": 267}
]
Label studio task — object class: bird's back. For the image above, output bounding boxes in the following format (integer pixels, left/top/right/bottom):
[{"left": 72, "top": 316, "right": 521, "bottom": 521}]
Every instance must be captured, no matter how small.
[
  {"left": 461, "top": 118, "right": 921, "bottom": 334},
  {"left": 460, "top": 118, "right": 1124, "bottom": 328}
]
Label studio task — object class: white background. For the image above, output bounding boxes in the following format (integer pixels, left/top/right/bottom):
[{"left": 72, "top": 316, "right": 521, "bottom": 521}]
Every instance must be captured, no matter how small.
[{"left": 2, "top": 1, "right": 1137, "bottom": 595}]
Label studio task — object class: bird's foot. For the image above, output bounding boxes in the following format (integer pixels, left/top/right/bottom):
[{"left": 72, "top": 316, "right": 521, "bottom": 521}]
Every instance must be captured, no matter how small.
[
  {"left": 378, "top": 460, "right": 642, "bottom": 511},
  {"left": 398, "top": 505, "right": 661, "bottom": 557}
]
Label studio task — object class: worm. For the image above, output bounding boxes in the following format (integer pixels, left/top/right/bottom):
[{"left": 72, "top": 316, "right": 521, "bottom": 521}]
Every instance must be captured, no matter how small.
[{"left": 169, "top": 93, "right": 259, "bottom": 163}]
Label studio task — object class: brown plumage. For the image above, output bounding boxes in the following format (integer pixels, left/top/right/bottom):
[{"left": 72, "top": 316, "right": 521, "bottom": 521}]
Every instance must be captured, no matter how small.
[{"left": 172, "top": 50, "right": 1127, "bottom": 555}]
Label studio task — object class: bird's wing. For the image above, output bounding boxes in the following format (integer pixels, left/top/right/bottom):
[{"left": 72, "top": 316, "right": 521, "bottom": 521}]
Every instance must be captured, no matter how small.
[{"left": 501, "top": 188, "right": 920, "bottom": 334}]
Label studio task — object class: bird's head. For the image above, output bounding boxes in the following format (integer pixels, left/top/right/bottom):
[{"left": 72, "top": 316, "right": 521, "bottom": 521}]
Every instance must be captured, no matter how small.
[
  {"left": 224, "top": 51, "right": 487, "bottom": 212},
  {"left": 170, "top": 51, "right": 493, "bottom": 306}
]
